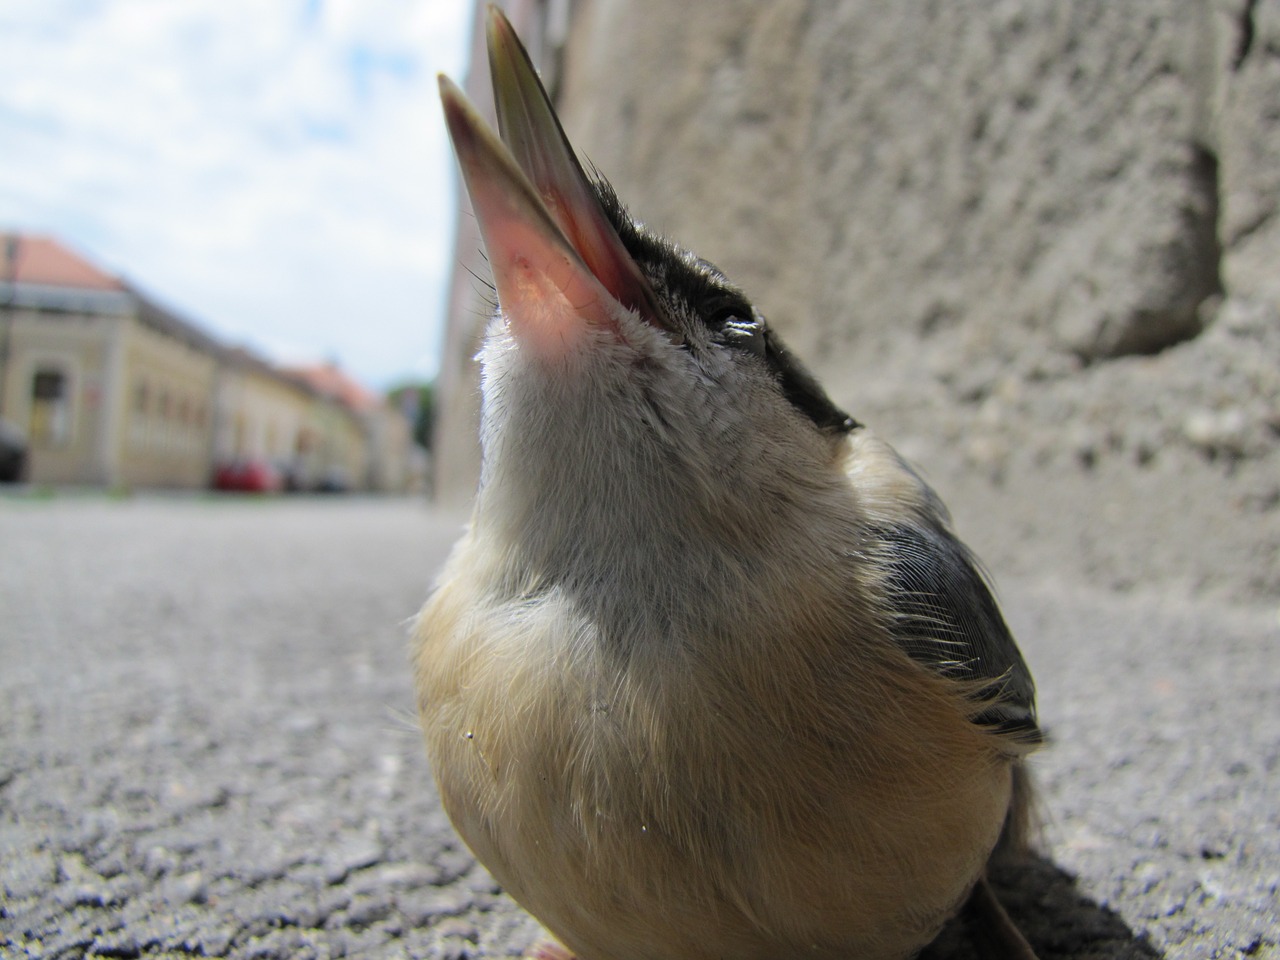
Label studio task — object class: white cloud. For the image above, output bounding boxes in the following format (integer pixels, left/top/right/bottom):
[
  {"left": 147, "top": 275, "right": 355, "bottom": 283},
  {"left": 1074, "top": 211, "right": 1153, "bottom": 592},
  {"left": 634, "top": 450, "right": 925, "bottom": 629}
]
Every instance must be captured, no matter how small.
[{"left": 0, "top": 0, "right": 475, "bottom": 388}]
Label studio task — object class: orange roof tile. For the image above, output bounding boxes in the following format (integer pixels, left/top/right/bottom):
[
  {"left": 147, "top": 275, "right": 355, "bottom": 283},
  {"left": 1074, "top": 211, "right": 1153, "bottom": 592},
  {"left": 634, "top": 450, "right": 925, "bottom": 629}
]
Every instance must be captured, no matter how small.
[
  {"left": 285, "top": 362, "right": 380, "bottom": 412},
  {"left": 2, "top": 232, "right": 126, "bottom": 291}
]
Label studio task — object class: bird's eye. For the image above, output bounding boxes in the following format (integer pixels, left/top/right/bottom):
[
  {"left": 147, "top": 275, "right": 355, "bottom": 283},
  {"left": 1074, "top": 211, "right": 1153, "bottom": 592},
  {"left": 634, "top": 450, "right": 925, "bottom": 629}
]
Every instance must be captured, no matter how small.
[{"left": 711, "top": 312, "right": 766, "bottom": 357}]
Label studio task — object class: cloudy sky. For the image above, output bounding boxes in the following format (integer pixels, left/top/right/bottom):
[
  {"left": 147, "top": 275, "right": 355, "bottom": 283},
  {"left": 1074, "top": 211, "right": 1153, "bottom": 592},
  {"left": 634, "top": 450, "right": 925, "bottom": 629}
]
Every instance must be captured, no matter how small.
[{"left": 0, "top": 0, "right": 475, "bottom": 391}]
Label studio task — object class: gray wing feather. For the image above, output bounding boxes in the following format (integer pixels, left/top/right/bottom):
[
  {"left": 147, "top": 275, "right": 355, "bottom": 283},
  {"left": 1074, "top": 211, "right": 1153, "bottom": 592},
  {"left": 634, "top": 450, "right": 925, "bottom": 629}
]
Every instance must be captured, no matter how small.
[{"left": 875, "top": 521, "right": 1040, "bottom": 742}]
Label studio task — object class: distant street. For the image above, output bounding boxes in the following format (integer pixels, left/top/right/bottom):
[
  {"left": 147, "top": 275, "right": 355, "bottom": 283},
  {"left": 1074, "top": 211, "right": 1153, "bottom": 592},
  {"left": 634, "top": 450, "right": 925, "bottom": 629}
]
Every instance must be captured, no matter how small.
[{"left": 1, "top": 496, "right": 1276, "bottom": 958}]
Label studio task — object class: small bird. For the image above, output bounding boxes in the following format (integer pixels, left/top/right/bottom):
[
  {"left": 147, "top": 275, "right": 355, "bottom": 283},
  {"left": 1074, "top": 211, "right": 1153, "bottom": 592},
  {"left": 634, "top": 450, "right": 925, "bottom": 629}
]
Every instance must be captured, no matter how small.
[{"left": 415, "top": 8, "right": 1041, "bottom": 960}]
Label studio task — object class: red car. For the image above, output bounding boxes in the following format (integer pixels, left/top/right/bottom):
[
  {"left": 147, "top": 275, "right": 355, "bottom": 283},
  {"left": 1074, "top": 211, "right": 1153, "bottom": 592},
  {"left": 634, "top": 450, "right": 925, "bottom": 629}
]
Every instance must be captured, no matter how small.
[{"left": 212, "top": 458, "right": 282, "bottom": 493}]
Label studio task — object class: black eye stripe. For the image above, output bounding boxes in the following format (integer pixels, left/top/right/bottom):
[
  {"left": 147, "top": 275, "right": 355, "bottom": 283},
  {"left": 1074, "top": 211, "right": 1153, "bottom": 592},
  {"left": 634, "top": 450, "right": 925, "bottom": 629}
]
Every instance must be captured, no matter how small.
[
  {"left": 592, "top": 176, "right": 857, "bottom": 436},
  {"left": 762, "top": 328, "right": 859, "bottom": 435}
]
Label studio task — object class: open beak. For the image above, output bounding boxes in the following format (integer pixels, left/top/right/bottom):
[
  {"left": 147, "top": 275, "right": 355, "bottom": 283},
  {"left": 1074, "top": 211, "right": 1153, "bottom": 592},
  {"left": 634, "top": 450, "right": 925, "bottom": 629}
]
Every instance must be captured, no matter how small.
[{"left": 440, "top": 5, "right": 663, "bottom": 349}]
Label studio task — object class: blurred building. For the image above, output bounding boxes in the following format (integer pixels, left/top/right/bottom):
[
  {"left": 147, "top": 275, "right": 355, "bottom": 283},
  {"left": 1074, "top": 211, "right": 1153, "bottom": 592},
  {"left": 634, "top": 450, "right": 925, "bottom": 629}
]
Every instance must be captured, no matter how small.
[
  {"left": 285, "top": 361, "right": 416, "bottom": 493},
  {"left": 215, "top": 350, "right": 367, "bottom": 492},
  {"left": 0, "top": 232, "right": 415, "bottom": 492},
  {"left": 0, "top": 233, "right": 221, "bottom": 487}
]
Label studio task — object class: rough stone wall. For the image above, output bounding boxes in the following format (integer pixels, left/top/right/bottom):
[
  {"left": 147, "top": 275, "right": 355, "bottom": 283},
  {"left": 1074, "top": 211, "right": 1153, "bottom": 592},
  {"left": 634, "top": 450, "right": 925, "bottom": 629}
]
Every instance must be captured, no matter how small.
[
  {"left": 1220, "top": 1, "right": 1280, "bottom": 304},
  {"left": 435, "top": 0, "right": 1279, "bottom": 601},
  {"left": 561, "top": 1, "right": 1218, "bottom": 361}
]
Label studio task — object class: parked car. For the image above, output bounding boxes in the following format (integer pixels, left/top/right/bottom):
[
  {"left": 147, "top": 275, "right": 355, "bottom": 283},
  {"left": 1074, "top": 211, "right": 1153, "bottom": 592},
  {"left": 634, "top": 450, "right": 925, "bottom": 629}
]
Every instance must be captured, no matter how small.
[
  {"left": 0, "top": 419, "right": 27, "bottom": 483},
  {"left": 212, "top": 458, "right": 282, "bottom": 493},
  {"left": 276, "top": 459, "right": 306, "bottom": 493},
  {"left": 313, "top": 467, "right": 351, "bottom": 494}
]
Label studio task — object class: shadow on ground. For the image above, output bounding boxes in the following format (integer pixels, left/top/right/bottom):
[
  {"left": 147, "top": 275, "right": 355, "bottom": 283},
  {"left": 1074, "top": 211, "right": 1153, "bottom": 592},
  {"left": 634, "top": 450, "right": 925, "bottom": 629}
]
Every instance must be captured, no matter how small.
[{"left": 922, "top": 856, "right": 1160, "bottom": 960}]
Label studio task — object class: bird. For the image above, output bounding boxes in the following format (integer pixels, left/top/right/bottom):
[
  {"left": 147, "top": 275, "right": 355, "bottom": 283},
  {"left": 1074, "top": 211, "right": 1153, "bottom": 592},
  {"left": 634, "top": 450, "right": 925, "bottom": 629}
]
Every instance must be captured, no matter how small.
[{"left": 415, "top": 7, "right": 1042, "bottom": 960}]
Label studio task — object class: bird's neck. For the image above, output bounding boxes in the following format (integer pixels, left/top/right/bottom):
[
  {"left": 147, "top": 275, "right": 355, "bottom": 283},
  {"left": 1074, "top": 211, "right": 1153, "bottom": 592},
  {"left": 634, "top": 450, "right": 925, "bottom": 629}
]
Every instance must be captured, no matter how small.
[
  {"left": 469, "top": 331, "right": 868, "bottom": 650},
  {"left": 473, "top": 428, "right": 865, "bottom": 657}
]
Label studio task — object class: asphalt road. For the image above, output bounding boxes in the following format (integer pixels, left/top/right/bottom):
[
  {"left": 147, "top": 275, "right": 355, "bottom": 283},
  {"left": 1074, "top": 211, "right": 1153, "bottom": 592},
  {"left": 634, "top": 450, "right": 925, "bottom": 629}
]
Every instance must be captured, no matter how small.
[{"left": 1, "top": 496, "right": 1276, "bottom": 959}]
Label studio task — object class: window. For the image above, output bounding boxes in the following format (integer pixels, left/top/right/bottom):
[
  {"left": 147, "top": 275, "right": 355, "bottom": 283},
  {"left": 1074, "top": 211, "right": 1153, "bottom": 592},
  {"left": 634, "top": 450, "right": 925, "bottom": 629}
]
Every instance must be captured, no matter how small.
[
  {"left": 29, "top": 368, "right": 71, "bottom": 446},
  {"left": 131, "top": 380, "right": 150, "bottom": 447}
]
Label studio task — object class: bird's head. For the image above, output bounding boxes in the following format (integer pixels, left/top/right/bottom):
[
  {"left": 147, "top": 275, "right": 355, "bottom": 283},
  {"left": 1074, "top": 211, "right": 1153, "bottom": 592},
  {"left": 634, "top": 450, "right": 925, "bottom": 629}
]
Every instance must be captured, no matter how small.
[{"left": 442, "top": 7, "right": 860, "bottom": 586}]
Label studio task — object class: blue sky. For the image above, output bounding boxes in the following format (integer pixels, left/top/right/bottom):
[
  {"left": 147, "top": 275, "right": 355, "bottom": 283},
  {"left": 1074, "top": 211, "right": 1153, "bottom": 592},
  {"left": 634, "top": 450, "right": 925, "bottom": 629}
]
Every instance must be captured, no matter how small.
[{"left": 0, "top": 0, "right": 474, "bottom": 390}]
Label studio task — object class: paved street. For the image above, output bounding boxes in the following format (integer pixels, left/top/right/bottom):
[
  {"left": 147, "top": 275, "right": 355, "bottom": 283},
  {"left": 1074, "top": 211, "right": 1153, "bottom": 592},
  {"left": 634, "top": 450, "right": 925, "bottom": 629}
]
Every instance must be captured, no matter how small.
[{"left": 1, "top": 497, "right": 1276, "bottom": 958}]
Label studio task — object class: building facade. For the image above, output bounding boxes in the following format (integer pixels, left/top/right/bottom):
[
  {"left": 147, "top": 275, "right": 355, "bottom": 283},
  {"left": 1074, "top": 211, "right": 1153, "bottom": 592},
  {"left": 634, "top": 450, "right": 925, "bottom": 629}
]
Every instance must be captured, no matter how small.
[{"left": 0, "top": 233, "right": 414, "bottom": 492}]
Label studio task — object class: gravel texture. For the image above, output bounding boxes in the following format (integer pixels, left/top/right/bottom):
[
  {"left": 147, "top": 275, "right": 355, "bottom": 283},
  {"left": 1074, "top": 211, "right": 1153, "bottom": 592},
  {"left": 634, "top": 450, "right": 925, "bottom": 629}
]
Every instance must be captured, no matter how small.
[{"left": 1, "top": 495, "right": 1276, "bottom": 959}]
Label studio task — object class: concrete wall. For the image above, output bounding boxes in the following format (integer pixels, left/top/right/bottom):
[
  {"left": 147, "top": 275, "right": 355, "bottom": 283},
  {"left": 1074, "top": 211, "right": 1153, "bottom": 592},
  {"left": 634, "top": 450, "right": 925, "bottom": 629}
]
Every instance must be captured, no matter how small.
[
  {"left": 433, "top": 0, "right": 1280, "bottom": 599},
  {"left": 556, "top": 1, "right": 1229, "bottom": 361},
  {"left": 550, "top": 0, "right": 1279, "bottom": 455},
  {"left": 436, "top": 0, "right": 1276, "bottom": 491}
]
